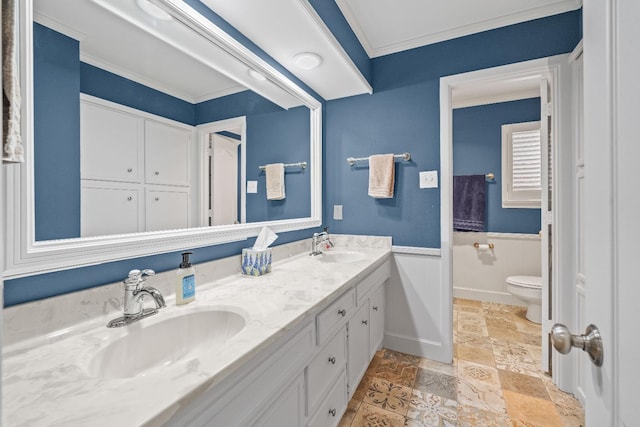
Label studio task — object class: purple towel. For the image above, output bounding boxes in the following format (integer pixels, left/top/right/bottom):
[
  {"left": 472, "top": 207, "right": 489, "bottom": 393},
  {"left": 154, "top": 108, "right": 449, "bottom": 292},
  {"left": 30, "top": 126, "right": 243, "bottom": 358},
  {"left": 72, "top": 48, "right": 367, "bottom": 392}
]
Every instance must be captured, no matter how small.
[{"left": 453, "top": 175, "right": 486, "bottom": 232}]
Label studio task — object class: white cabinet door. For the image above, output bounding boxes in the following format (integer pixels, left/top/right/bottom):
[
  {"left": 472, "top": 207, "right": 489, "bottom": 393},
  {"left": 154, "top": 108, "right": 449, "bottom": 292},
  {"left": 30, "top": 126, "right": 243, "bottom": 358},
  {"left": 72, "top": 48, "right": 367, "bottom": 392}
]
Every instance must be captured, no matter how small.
[
  {"left": 145, "top": 189, "right": 189, "bottom": 232},
  {"left": 81, "top": 186, "right": 140, "bottom": 237},
  {"left": 81, "top": 101, "right": 143, "bottom": 183},
  {"left": 253, "top": 375, "right": 304, "bottom": 427},
  {"left": 145, "top": 120, "right": 191, "bottom": 187},
  {"left": 347, "top": 301, "right": 370, "bottom": 395},
  {"left": 369, "top": 284, "right": 385, "bottom": 359}
]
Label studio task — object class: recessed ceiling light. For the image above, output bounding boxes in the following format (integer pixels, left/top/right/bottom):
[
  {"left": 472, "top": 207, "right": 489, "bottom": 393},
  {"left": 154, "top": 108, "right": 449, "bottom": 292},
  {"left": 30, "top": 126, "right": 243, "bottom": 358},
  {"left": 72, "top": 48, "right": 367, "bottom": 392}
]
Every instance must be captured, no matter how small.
[
  {"left": 137, "top": 0, "right": 173, "bottom": 21},
  {"left": 248, "top": 69, "right": 267, "bottom": 81},
  {"left": 293, "top": 52, "right": 322, "bottom": 70}
]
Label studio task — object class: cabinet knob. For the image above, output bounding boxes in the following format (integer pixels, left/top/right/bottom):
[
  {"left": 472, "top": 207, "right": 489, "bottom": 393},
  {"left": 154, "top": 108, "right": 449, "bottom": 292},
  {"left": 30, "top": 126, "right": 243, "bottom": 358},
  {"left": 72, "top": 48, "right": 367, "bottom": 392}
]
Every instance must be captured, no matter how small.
[
  {"left": 155, "top": 171, "right": 159, "bottom": 175},
  {"left": 127, "top": 168, "right": 133, "bottom": 173},
  {"left": 328, "top": 408, "right": 337, "bottom": 417},
  {"left": 155, "top": 197, "right": 159, "bottom": 201},
  {"left": 127, "top": 196, "right": 133, "bottom": 201},
  {"left": 362, "top": 320, "right": 368, "bottom": 325},
  {"left": 338, "top": 309, "right": 346, "bottom": 317},
  {"left": 373, "top": 306, "right": 379, "bottom": 311},
  {"left": 328, "top": 356, "right": 336, "bottom": 365}
]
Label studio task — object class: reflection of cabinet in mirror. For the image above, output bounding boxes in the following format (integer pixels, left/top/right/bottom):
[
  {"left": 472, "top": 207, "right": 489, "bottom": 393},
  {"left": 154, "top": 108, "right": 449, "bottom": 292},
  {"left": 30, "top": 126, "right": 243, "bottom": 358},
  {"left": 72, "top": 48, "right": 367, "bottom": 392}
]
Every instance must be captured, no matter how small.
[{"left": 80, "top": 96, "right": 193, "bottom": 237}]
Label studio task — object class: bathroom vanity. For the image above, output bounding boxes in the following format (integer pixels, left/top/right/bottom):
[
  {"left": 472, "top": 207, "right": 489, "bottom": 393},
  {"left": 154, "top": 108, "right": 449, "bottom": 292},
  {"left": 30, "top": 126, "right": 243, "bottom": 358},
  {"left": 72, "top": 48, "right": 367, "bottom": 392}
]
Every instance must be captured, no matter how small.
[{"left": 3, "top": 236, "right": 391, "bottom": 426}]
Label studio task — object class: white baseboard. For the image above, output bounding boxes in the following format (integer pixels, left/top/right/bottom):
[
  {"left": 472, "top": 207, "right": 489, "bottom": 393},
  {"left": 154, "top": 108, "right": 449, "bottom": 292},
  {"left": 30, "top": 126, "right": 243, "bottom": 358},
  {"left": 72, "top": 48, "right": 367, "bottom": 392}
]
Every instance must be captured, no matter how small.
[
  {"left": 383, "top": 332, "right": 451, "bottom": 364},
  {"left": 453, "top": 286, "right": 525, "bottom": 306}
]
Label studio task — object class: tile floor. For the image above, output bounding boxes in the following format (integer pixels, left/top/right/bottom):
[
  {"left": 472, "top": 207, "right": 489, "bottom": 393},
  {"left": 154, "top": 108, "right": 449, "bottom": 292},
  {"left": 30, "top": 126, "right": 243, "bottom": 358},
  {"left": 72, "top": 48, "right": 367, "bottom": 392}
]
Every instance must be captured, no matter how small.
[{"left": 338, "top": 298, "right": 585, "bottom": 427}]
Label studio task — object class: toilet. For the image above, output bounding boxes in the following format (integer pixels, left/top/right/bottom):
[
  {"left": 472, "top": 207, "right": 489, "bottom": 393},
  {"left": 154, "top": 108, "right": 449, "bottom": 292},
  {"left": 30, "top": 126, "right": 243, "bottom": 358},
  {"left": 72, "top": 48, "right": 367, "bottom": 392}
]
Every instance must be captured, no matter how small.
[{"left": 506, "top": 276, "right": 542, "bottom": 324}]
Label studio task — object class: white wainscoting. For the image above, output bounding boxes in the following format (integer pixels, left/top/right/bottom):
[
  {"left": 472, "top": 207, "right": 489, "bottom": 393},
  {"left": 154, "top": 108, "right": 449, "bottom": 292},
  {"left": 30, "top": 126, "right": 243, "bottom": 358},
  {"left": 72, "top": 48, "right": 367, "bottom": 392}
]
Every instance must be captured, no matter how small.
[
  {"left": 453, "top": 232, "right": 541, "bottom": 305},
  {"left": 384, "top": 247, "right": 451, "bottom": 363}
]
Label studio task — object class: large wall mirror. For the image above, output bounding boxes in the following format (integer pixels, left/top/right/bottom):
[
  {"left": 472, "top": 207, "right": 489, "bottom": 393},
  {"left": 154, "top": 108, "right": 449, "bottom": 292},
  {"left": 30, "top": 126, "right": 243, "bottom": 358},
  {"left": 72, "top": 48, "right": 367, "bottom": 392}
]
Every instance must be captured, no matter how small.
[{"left": 5, "top": 0, "right": 322, "bottom": 277}]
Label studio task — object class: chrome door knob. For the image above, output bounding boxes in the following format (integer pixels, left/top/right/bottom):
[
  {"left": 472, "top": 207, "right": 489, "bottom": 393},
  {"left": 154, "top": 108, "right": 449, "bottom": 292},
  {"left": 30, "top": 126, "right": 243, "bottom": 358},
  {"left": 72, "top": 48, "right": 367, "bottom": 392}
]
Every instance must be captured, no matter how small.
[{"left": 551, "top": 323, "right": 603, "bottom": 367}]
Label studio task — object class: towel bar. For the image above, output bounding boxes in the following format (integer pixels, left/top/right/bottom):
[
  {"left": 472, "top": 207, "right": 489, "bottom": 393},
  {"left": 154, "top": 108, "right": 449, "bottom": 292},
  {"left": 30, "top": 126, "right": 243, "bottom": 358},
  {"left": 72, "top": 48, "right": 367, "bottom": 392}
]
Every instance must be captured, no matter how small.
[
  {"left": 258, "top": 161, "right": 307, "bottom": 171},
  {"left": 346, "top": 152, "right": 411, "bottom": 166}
]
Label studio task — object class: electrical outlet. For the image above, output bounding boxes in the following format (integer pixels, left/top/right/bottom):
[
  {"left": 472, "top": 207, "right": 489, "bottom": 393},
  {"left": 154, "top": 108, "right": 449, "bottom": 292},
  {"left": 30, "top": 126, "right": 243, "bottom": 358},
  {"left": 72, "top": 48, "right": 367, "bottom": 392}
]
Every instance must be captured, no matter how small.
[
  {"left": 247, "top": 181, "right": 258, "bottom": 193},
  {"left": 333, "top": 205, "right": 343, "bottom": 220},
  {"left": 419, "top": 171, "right": 438, "bottom": 189}
]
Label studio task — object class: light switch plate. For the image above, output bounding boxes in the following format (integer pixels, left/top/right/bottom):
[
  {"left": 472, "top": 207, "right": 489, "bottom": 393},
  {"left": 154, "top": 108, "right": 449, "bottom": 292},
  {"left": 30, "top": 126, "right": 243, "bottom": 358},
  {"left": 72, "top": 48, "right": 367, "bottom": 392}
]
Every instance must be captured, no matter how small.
[
  {"left": 247, "top": 181, "right": 258, "bottom": 193},
  {"left": 333, "top": 205, "right": 343, "bottom": 220},
  {"left": 419, "top": 171, "right": 438, "bottom": 188}
]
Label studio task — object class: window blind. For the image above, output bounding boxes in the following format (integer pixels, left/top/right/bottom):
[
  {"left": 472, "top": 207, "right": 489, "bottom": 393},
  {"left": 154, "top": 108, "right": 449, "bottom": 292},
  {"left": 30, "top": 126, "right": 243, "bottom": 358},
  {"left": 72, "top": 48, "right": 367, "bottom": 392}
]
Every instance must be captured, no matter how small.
[{"left": 511, "top": 129, "right": 541, "bottom": 192}]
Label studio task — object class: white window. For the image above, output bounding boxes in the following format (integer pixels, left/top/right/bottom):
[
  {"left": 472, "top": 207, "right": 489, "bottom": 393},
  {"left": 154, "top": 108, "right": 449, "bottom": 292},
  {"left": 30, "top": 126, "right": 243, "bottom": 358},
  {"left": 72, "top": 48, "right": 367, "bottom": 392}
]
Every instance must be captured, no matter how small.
[{"left": 502, "top": 121, "right": 542, "bottom": 208}]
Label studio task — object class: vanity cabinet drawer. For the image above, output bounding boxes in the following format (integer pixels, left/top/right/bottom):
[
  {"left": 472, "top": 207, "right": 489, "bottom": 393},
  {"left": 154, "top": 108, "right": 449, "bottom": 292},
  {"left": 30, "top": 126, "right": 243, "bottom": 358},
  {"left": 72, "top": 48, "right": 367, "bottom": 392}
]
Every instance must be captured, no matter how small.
[
  {"left": 316, "top": 289, "right": 355, "bottom": 345},
  {"left": 307, "top": 370, "right": 348, "bottom": 427},
  {"left": 307, "top": 327, "right": 347, "bottom": 413},
  {"left": 356, "top": 260, "right": 390, "bottom": 304}
]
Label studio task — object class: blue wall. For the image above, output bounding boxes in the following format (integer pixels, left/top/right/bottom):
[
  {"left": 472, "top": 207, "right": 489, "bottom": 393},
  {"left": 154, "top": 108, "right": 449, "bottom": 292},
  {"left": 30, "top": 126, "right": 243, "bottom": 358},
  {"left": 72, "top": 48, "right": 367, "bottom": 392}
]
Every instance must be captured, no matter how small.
[
  {"left": 323, "top": 10, "right": 581, "bottom": 247},
  {"left": 453, "top": 98, "right": 541, "bottom": 234},
  {"left": 33, "top": 23, "right": 81, "bottom": 240},
  {"left": 7, "top": 10, "right": 580, "bottom": 306},
  {"left": 307, "top": 0, "right": 371, "bottom": 85},
  {"left": 81, "top": 63, "right": 196, "bottom": 125}
]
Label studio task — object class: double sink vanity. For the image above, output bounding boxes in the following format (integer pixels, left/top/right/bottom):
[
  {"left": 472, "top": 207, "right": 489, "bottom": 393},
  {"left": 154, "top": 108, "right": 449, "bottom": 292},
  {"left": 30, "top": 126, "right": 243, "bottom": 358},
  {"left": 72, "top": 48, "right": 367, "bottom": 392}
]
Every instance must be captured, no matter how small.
[{"left": 3, "top": 235, "right": 391, "bottom": 426}]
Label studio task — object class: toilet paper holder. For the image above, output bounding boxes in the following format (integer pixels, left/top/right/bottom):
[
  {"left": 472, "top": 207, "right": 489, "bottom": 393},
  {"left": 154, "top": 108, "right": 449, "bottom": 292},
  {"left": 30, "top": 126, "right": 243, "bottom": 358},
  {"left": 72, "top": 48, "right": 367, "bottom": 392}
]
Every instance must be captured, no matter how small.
[{"left": 473, "top": 242, "right": 494, "bottom": 249}]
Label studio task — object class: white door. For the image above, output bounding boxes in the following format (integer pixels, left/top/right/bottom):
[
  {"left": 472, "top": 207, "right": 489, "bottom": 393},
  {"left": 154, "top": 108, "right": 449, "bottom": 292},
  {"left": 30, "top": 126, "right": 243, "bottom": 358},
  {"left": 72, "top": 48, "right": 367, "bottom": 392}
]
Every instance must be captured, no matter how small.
[
  {"left": 210, "top": 134, "right": 240, "bottom": 225},
  {"left": 539, "top": 77, "right": 553, "bottom": 374},
  {"left": 553, "top": 1, "right": 640, "bottom": 424}
]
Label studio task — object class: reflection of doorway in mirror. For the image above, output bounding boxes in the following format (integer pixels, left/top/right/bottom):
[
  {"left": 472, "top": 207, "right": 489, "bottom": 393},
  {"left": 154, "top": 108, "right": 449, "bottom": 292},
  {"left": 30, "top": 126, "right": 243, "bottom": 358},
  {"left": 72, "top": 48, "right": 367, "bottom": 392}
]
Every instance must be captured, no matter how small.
[{"left": 210, "top": 133, "right": 240, "bottom": 226}]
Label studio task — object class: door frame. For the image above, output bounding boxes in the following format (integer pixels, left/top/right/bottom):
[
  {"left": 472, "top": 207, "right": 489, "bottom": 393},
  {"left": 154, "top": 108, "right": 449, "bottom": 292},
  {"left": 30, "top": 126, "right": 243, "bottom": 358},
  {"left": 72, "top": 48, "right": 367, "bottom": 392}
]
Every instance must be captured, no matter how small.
[
  {"left": 439, "top": 55, "right": 575, "bottom": 390},
  {"left": 196, "top": 116, "right": 247, "bottom": 227}
]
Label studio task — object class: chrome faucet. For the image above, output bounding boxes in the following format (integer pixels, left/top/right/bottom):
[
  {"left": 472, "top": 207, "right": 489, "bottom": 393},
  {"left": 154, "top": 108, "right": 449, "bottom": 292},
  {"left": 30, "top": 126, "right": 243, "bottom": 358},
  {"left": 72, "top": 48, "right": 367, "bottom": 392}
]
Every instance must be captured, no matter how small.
[
  {"left": 310, "top": 226, "right": 334, "bottom": 256},
  {"left": 107, "top": 269, "right": 166, "bottom": 328}
]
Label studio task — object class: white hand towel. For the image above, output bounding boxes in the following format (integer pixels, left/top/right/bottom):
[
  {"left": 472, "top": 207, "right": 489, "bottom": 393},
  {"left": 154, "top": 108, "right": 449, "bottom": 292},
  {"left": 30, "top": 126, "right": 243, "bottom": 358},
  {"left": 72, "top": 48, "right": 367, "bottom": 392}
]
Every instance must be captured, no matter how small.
[
  {"left": 265, "top": 163, "right": 285, "bottom": 200},
  {"left": 368, "top": 154, "right": 395, "bottom": 198}
]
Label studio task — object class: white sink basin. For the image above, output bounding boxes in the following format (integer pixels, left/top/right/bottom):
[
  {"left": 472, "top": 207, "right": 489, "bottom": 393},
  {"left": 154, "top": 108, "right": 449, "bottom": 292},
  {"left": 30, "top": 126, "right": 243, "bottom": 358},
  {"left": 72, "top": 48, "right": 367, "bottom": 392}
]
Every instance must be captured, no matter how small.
[
  {"left": 316, "top": 250, "right": 366, "bottom": 263},
  {"left": 87, "top": 308, "right": 246, "bottom": 378}
]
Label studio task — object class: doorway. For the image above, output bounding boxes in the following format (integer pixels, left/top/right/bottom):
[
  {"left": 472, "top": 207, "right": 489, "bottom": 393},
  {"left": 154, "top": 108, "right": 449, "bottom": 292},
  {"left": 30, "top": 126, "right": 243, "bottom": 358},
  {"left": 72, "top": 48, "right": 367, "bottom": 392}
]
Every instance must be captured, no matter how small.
[
  {"left": 197, "top": 116, "right": 247, "bottom": 227},
  {"left": 440, "top": 55, "right": 575, "bottom": 393}
]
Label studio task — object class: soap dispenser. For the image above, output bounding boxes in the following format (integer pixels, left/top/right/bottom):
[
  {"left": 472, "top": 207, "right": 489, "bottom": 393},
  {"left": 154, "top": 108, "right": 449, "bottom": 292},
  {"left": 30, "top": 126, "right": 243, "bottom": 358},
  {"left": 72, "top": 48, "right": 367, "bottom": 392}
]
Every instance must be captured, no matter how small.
[{"left": 176, "top": 252, "right": 195, "bottom": 305}]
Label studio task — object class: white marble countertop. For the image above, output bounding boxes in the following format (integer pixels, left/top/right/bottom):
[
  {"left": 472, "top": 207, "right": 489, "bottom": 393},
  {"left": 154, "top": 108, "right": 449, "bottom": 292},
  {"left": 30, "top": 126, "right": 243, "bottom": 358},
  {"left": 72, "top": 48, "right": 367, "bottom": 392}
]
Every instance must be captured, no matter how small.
[{"left": 3, "top": 236, "right": 391, "bottom": 426}]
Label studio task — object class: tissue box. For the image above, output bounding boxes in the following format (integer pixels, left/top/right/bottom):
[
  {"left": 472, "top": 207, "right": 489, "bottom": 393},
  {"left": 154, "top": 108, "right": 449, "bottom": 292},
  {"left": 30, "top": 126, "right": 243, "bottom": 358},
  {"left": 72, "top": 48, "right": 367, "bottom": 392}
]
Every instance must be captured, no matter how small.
[{"left": 241, "top": 248, "right": 272, "bottom": 276}]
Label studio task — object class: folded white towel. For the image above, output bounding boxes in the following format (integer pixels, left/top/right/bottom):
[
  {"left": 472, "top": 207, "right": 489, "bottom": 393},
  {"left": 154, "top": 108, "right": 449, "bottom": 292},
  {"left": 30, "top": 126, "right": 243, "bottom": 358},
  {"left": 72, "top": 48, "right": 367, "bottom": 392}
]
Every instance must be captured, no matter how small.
[
  {"left": 265, "top": 163, "right": 285, "bottom": 200},
  {"left": 368, "top": 154, "right": 395, "bottom": 198}
]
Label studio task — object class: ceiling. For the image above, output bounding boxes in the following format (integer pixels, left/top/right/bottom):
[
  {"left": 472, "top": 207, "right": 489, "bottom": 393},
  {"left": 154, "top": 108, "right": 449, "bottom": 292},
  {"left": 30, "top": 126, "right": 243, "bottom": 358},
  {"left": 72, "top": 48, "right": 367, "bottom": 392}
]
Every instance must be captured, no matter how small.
[
  {"left": 336, "top": 0, "right": 582, "bottom": 58},
  {"left": 202, "top": 0, "right": 373, "bottom": 101},
  {"left": 34, "top": 0, "right": 582, "bottom": 105},
  {"left": 33, "top": 0, "right": 302, "bottom": 109}
]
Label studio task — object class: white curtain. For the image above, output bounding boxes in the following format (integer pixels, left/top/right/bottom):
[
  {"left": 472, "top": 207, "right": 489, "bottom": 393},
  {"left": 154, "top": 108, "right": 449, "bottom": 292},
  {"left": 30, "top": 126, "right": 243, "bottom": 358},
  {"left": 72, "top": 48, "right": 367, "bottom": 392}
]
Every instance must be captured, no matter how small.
[{"left": 2, "top": 0, "right": 24, "bottom": 163}]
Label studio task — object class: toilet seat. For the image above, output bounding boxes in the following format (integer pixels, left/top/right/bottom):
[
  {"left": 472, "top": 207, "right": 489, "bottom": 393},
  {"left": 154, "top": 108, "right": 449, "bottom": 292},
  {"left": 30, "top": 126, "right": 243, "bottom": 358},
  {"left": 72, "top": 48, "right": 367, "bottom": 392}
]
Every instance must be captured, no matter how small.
[{"left": 506, "top": 276, "right": 542, "bottom": 289}]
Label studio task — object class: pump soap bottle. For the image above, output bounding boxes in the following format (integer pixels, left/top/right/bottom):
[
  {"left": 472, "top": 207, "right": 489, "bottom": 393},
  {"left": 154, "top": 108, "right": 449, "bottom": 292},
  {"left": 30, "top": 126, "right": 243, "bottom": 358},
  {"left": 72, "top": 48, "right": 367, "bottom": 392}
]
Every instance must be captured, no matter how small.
[{"left": 176, "top": 251, "right": 195, "bottom": 305}]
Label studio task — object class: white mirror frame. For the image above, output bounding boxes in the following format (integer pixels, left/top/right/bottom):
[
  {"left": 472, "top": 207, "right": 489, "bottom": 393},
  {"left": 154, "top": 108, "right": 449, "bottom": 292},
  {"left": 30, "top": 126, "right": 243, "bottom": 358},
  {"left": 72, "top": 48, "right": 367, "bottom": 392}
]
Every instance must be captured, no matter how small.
[{"left": 4, "top": 0, "right": 322, "bottom": 278}]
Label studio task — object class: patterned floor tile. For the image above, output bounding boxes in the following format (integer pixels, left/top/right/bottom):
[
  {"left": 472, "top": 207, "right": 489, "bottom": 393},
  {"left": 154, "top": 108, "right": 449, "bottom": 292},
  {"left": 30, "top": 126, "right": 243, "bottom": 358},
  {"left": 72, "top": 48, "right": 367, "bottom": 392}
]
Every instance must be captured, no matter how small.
[
  {"left": 503, "top": 390, "right": 564, "bottom": 427},
  {"left": 497, "top": 369, "right": 550, "bottom": 400},
  {"left": 352, "top": 402, "right": 406, "bottom": 427},
  {"left": 362, "top": 377, "right": 413, "bottom": 416},
  {"left": 457, "top": 378, "right": 506, "bottom": 413},
  {"left": 456, "top": 343, "right": 495, "bottom": 366},
  {"left": 457, "top": 322, "right": 489, "bottom": 336},
  {"left": 487, "top": 325, "right": 524, "bottom": 341},
  {"left": 353, "top": 374, "right": 376, "bottom": 401},
  {"left": 340, "top": 300, "right": 583, "bottom": 427},
  {"left": 418, "top": 358, "right": 457, "bottom": 377},
  {"left": 457, "top": 360, "right": 501, "bottom": 387},
  {"left": 339, "top": 398, "right": 361, "bottom": 427},
  {"left": 413, "top": 368, "right": 457, "bottom": 401},
  {"left": 457, "top": 404, "right": 511, "bottom": 427},
  {"left": 454, "top": 298, "right": 482, "bottom": 307},
  {"left": 371, "top": 359, "right": 419, "bottom": 388},
  {"left": 405, "top": 389, "right": 457, "bottom": 427}
]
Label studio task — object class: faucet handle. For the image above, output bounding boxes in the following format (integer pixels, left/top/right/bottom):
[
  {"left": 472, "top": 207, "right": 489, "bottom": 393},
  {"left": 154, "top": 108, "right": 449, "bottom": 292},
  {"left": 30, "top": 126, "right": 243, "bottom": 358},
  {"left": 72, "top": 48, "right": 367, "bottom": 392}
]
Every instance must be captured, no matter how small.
[
  {"left": 323, "top": 226, "right": 329, "bottom": 233},
  {"left": 124, "top": 269, "right": 155, "bottom": 288}
]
